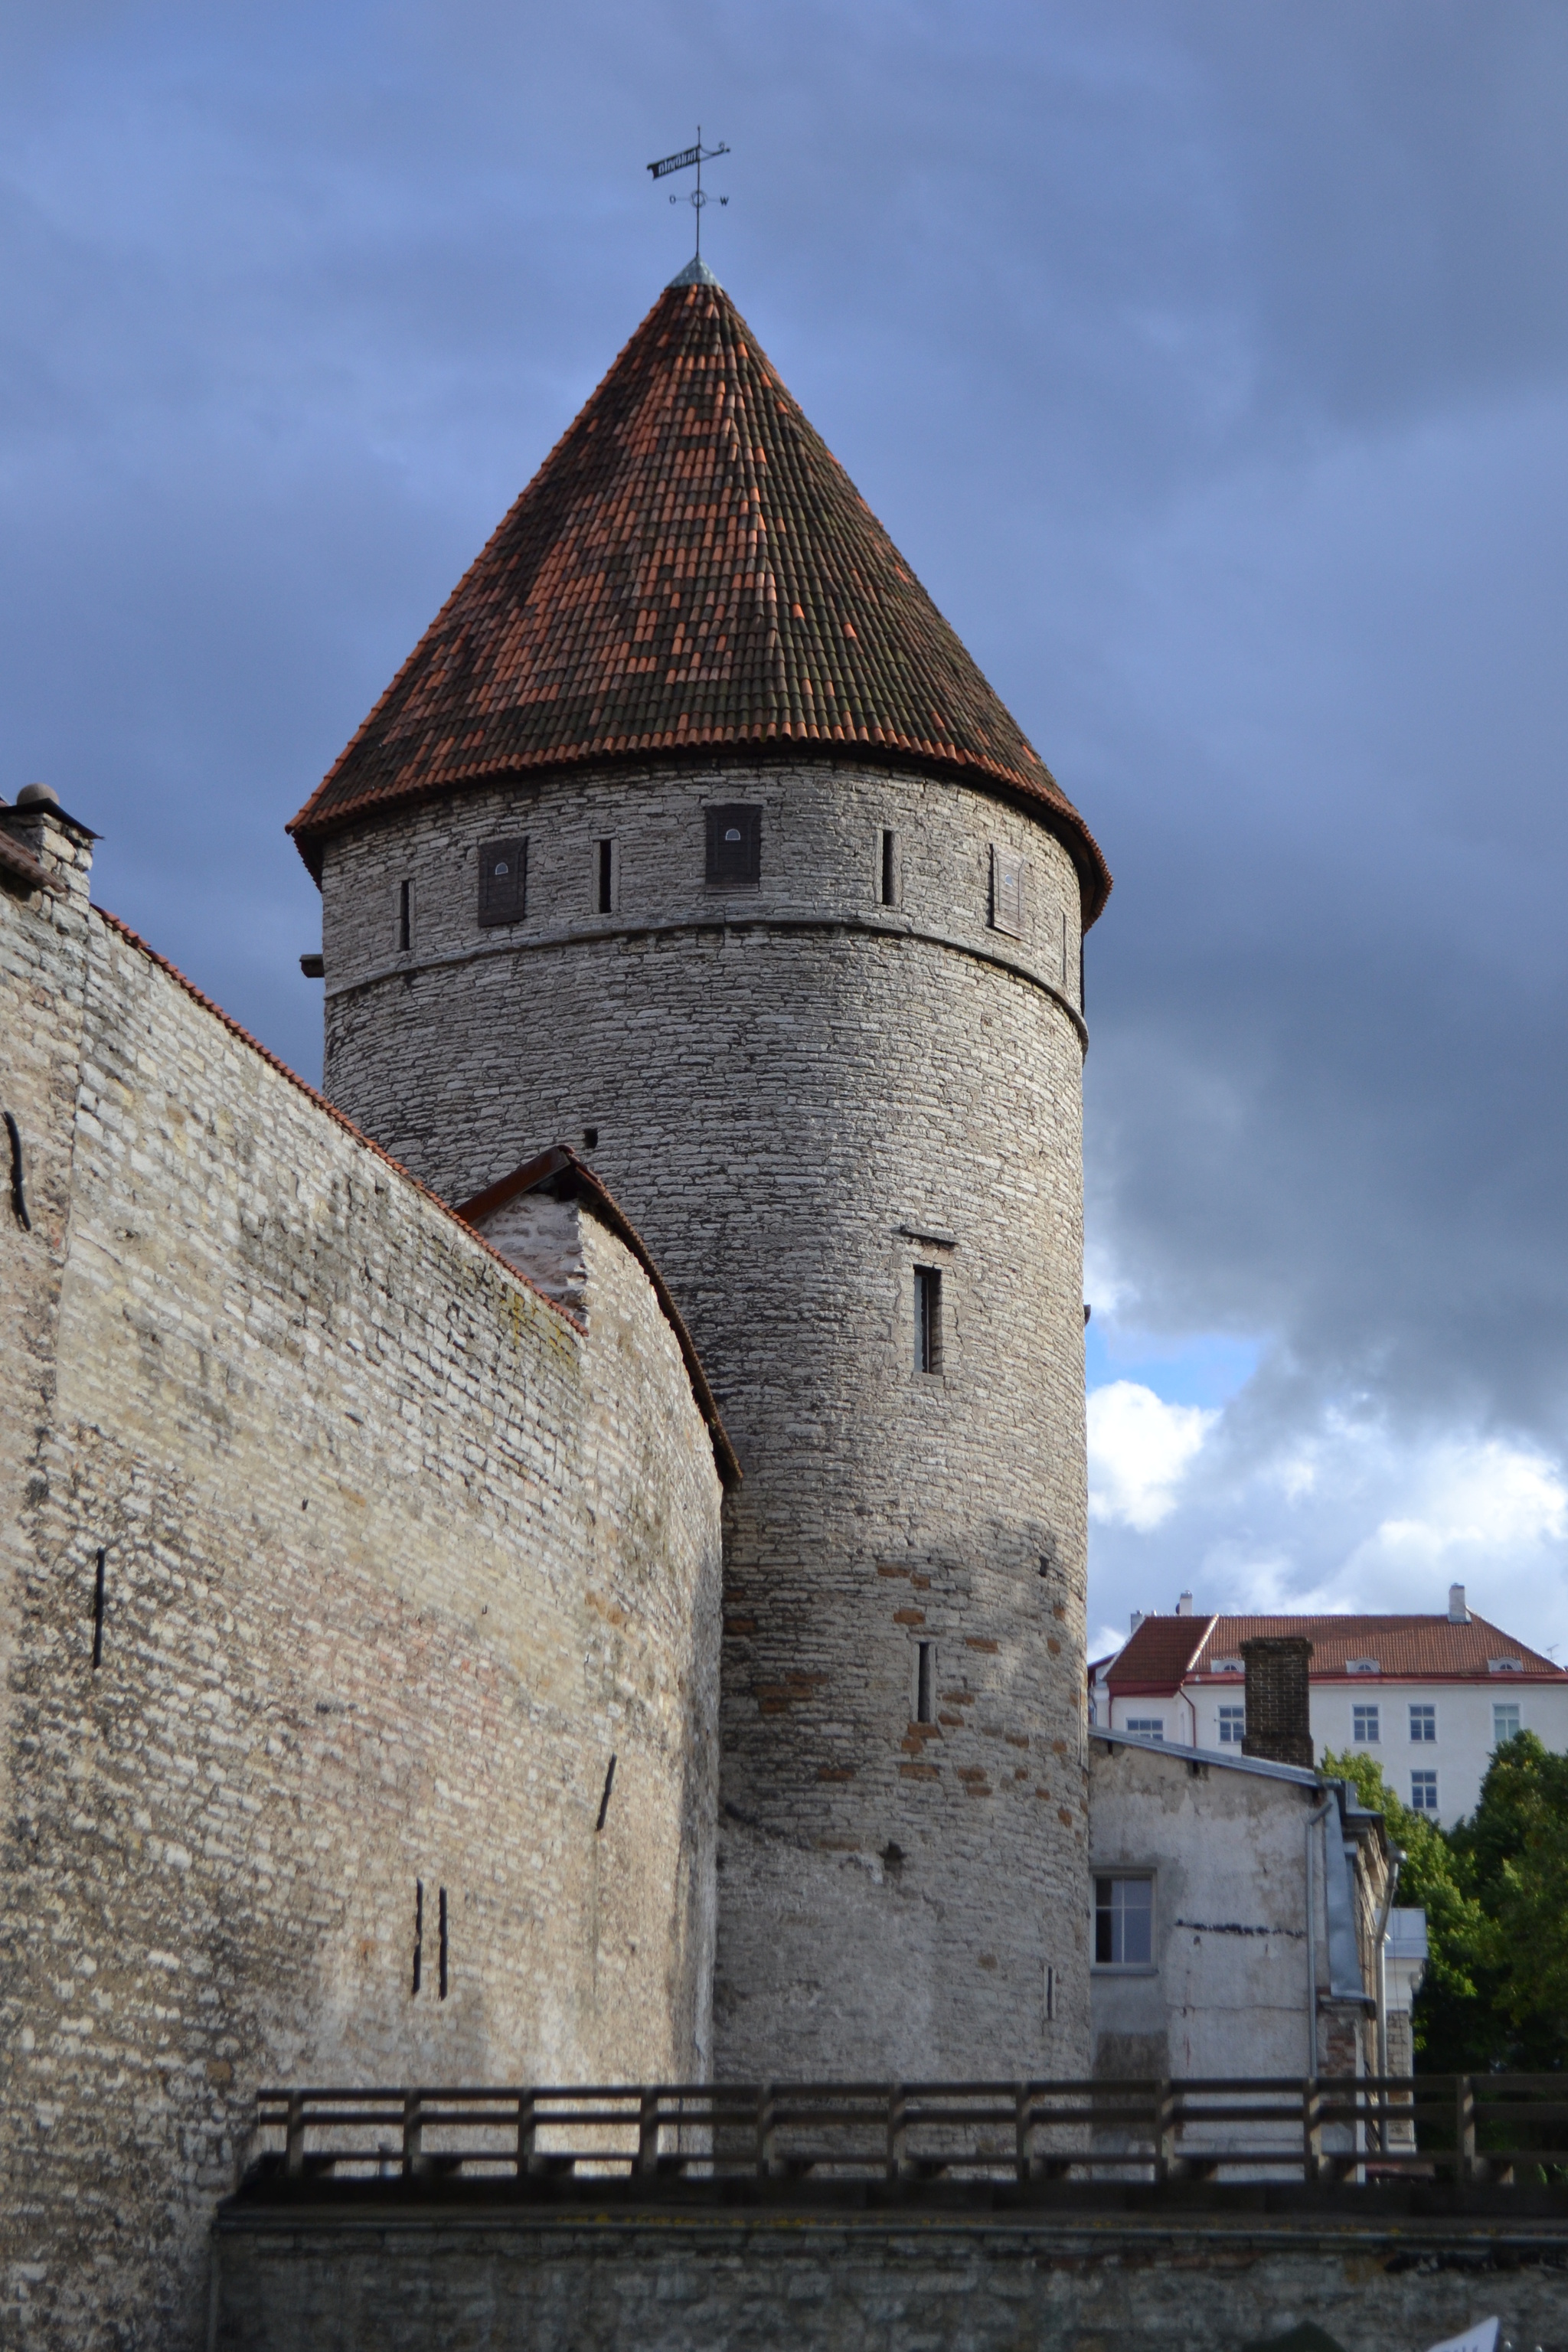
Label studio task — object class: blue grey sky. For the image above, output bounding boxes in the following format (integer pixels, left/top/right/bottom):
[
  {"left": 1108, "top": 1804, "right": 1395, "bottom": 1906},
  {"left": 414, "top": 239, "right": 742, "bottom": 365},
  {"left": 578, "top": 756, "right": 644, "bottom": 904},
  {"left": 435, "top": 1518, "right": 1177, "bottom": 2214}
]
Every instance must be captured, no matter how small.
[{"left": 5, "top": 2, "right": 1566, "bottom": 1664}]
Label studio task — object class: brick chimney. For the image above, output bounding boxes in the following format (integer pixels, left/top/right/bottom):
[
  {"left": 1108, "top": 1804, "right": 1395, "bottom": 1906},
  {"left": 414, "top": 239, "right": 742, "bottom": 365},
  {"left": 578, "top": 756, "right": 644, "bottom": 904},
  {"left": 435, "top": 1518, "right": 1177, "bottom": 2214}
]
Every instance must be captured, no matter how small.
[
  {"left": 1241, "top": 1635, "right": 1314, "bottom": 1769},
  {"left": 0, "top": 783, "right": 95, "bottom": 908}
]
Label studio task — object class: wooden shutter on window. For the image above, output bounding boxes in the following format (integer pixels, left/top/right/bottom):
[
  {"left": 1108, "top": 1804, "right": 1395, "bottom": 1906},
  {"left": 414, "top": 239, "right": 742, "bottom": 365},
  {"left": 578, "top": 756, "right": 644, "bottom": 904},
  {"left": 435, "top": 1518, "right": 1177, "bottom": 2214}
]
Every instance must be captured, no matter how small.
[
  {"left": 479, "top": 838, "right": 527, "bottom": 927},
  {"left": 706, "top": 805, "right": 761, "bottom": 887},
  {"left": 991, "top": 845, "right": 1027, "bottom": 938}
]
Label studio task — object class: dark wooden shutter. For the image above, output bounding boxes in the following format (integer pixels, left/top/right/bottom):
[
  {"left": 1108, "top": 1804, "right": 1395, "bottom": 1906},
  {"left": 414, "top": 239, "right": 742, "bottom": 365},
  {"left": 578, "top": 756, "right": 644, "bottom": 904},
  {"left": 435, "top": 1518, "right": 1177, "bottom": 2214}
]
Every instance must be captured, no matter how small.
[
  {"left": 990, "top": 844, "right": 1027, "bottom": 938},
  {"left": 478, "top": 838, "right": 527, "bottom": 927},
  {"left": 706, "top": 805, "right": 761, "bottom": 887}
]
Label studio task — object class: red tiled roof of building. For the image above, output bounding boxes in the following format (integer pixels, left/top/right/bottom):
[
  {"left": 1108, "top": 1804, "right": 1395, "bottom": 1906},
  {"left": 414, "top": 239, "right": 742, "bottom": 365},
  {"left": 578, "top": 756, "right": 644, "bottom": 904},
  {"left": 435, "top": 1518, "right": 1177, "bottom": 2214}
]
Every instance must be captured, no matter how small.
[
  {"left": 287, "top": 273, "right": 1110, "bottom": 921},
  {"left": 1106, "top": 1610, "right": 1564, "bottom": 1693}
]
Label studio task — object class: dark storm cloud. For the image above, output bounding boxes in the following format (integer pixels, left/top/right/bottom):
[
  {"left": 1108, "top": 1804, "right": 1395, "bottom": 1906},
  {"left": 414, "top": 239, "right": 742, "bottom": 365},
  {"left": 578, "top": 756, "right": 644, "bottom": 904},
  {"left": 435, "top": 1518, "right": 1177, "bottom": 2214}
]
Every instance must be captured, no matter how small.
[{"left": 3, "top": 2, "right": 1566, "bottom": 1632}]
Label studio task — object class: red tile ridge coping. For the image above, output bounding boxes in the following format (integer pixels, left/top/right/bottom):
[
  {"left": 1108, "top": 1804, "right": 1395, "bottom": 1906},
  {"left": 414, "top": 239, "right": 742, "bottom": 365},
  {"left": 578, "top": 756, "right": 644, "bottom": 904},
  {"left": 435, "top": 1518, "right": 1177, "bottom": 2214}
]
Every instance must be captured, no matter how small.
[
  {"left": 93, "top": 906, "right": 577, "bottom": 1334},
  {"left": 455, "top": 1144, "right": 740, "bottom": 1491}
]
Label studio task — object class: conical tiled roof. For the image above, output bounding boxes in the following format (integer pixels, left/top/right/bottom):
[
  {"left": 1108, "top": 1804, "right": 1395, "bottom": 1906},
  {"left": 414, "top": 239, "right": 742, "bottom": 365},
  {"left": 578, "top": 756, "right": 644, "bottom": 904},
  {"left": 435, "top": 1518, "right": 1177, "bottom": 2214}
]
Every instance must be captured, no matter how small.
[{"left": 289, "top": 270, "right": 1110, "bottom": 920}]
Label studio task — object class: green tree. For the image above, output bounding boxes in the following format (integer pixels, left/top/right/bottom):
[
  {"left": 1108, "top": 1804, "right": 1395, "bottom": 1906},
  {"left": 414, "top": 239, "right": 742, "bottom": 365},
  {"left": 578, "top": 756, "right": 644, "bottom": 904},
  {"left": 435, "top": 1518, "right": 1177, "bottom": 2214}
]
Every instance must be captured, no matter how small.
[
  {"left": 1449, "top": 1732, "right": 1568, "bottom": 2071},
  {"left": 1319, "top": 1748, "right": 1495, "bottom": 2070}
]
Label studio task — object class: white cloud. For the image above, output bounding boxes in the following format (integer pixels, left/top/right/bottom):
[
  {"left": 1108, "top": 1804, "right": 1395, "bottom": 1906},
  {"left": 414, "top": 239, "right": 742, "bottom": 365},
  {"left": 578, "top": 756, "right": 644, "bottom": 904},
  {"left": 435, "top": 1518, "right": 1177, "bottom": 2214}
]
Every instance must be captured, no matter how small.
[
  {"left": 1088, "top": 1380, "right": 1217, "bottom": 1531},
  {"left": 1345, "top": 1438, "right": 1566, "bottom": 1583}
]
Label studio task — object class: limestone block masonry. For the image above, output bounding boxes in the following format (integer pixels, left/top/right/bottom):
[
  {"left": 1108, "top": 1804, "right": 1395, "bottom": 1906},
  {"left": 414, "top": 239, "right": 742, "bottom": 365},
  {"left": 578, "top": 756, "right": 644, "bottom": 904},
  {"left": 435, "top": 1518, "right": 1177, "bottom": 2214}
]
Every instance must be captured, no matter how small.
[
  {"left": 318, "top": 753, "right": 1094, "bottom": 2081},
  {"left": 0, "top": 831, "right": 724, "bottom": 2351}
]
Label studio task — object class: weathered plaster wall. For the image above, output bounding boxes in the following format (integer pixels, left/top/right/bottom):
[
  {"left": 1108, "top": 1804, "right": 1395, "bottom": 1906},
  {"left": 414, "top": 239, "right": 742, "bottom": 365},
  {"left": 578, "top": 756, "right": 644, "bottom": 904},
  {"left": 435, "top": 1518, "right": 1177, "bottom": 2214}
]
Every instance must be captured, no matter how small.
[
  {"left": 1089, "top": 1740, "right": 1386, "bottom": 2099},
  {"left": 0, "top": 859, "right": 723, "bottom": 2351},
  {"left": 211, "top": 2203, "right": 1568, "bottom": 2352},
  {"left": 315, "top": 756, "right": 1093, "bottom": 2082}
]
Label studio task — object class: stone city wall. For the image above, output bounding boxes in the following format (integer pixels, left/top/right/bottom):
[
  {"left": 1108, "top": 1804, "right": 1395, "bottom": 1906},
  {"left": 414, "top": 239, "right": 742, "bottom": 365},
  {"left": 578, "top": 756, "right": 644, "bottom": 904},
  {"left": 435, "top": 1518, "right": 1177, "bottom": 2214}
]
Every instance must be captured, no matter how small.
[
  {"left": 0, "top": 837, "right": 723, "bottom": 2352},
  {"left": 315, "top": 758, "right": 1093, "bottom": 2085},
  {"left": 210, "top": 2203, "right": 1568, "bottom": 2352}
]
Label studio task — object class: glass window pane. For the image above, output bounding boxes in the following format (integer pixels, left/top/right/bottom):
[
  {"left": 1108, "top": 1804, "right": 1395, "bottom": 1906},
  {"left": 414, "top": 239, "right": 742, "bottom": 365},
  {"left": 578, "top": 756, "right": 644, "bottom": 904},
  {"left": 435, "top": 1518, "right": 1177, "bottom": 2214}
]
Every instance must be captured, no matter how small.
[{"left": 1120, "top": 1879, "right": 1153, "bottom": 1965}]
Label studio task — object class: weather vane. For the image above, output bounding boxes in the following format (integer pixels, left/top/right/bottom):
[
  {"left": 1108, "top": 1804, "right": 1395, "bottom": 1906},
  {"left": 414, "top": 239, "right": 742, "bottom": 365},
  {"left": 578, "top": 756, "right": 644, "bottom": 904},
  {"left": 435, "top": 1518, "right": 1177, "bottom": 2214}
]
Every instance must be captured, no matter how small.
[{"left": 647, "top": 129, "right": 729, "bottom": 260}]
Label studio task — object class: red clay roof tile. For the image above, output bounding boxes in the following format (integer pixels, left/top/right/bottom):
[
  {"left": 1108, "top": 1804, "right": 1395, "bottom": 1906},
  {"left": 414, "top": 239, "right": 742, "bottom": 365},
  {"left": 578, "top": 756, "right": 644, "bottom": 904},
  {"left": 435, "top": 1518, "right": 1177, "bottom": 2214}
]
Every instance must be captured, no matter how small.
[
  {"left": 1107, "top": 1611, "right": 1564, "bottom": 1691},
  {"left": 287, "top": 276, "right": 1110, "bottom": 919}
]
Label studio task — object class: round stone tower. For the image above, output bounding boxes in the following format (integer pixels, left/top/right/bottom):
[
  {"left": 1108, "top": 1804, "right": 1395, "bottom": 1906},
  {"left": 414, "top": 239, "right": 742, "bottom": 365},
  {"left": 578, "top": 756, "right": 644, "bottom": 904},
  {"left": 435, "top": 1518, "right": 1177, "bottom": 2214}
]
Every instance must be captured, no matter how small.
[{"left": 289, "top": 257, "right": 1112, "bottom": 2083}]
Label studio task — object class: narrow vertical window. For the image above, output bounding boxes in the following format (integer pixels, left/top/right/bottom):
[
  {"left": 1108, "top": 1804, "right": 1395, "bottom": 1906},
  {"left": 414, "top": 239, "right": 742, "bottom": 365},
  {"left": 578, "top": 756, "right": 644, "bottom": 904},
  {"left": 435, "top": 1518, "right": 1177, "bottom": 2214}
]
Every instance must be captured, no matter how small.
[
  {"left": 397, "top": 879, "right": 412, "bottom": 954},
  {"left": 1044, "top": 1964, "right": 1056, "bottom": 2024},
  {"left": 596, "top": 838, "right": 615, "bottom": 915},
  {"left": 90, "top": 1547, "right": 106, "bottom": 1670},
  {"left": 438, "top": 1886, "right": 449, "bottom": 2000},
  {"left": 880, "top": 828, "right": 899, "bottom": 907},
  {"left": 914, "top": 1641, "right": 935, "bottom": 1724},
  {"left": 595, "top": 1753, "right": 616, "bottom": 1831},
  {"left": 914, "top": 1266, "right": 942, "bottom": 1375},
  {"left": 990, "top": 844, "right": 1026, "bottom": 937},
  {"left": 411, "top": 1880, "right": 423, "bottom": 1995},
  {"left": 479, "top": 838, "right": 528, "bottom": 927}
]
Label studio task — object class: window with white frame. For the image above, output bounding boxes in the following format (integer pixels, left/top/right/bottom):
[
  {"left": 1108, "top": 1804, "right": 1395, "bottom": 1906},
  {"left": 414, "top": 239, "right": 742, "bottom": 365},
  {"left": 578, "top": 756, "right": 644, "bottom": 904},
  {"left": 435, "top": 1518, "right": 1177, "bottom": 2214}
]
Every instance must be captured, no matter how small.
[
  {"left": 1410, "top": 1769, "right": 1439, "bottom": 1815},
  {"left": 1217, "top": 1705, "right": 1245, "bottom": 1745},
  {"left": 1353, "top": 1703, "right": 1380, "bottom": 1745},
  {"left": 1493, "top": 1701, "right": 1521, "bottom": 1746},
  {"left": 1409, "top": 1704, "right": 1436, "bottom": 1743},
  {"left": 1094, "top": 1875, "right": 1154, "bottom": 1966},
  {"left": 1124, "top": 1717, "right": 1165, "bottom": 1740}
]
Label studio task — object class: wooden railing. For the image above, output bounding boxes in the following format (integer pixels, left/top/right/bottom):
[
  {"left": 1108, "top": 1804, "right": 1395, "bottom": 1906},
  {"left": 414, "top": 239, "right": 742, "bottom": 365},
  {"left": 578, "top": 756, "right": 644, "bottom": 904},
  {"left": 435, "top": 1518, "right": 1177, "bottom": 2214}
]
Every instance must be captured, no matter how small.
[{"left": 247, "top": 2076, "right": 1568, "bottom": 2191}]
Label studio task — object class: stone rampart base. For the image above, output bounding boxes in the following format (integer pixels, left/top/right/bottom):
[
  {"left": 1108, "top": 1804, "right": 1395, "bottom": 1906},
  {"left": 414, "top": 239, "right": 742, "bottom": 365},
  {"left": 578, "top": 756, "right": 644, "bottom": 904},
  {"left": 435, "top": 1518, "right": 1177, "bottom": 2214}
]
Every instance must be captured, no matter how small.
[{"left": 212, "top": 2187, "right": 1568, "bottom": 2352}]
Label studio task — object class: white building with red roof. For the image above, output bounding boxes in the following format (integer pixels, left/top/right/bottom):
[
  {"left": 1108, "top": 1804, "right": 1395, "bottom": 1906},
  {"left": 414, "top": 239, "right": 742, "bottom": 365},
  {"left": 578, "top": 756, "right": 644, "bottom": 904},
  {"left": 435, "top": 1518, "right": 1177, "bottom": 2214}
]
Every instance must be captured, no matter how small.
[{"left": 1089, "top": 1584, "right": 1568, "bottom": 1827}]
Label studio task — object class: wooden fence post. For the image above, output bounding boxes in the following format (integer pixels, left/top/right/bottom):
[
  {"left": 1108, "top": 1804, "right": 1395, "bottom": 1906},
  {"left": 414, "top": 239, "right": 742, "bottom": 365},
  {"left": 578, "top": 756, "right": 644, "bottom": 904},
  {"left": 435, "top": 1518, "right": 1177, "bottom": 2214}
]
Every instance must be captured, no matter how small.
[
  {"left": 639, "top": 2089, "right": 661, "bottom": 2177},
  {"left": 1302, "top": 2078, "right": 1322, "bottom": 2184},
  {"left": 285, "top": 2093, "right": 305, "bottom": 2180}
]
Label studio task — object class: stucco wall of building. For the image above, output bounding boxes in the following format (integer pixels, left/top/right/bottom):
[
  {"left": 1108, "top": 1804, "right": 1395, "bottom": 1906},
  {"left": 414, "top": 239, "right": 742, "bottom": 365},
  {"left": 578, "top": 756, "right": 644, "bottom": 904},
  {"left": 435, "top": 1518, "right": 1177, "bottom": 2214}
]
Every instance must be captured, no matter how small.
[
  {"left": 0, "top": 851, "right": 724, "bottom": 2352},
  {"left": 1088, "top": 1737, "right": 1386, "bottom": 2095},
  {"left": 315, "top": 756, "right": 1094, "bottom": 2082},
  {"left": 1104, "top": 1674, "right": 1568, "bottom": 1827}
]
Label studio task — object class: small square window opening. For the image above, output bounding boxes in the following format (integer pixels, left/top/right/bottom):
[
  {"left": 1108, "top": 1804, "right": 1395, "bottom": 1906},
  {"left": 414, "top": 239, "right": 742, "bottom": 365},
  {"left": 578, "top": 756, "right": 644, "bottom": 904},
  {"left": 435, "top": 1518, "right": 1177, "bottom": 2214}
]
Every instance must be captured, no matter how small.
[
  {"left": 1354, "top": 1704, "right": 1380, "bottom": 1745},
  {"left": 1217, "top": 1704, "right": 1245, "bottom": 1745},
  {"left": 1094, "top": 1875, "right": 1153, "bottom": 1967},
  {"left": 705, "top": 805, "right": 760, "bottom": 887},
  {"left": 1410, "top": 1769, "right": 1439, "bottom": 1815},
  {"left": 1410, "top": 1704, "right": 1436, "bottom": 1743},
  {"left": 1493, "top": 1701, "right": 1521, "bottom": 1746},
  {"left": 479, "top": 838, "right": 528, "bottom": 927},
  {"left": 914, "top": 1266, "right": 942, "bottom": 1375}
]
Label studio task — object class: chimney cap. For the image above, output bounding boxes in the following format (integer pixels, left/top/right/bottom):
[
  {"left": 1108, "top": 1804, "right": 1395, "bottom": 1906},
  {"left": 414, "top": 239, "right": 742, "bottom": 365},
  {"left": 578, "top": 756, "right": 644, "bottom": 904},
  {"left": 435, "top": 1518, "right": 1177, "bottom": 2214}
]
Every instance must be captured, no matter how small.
[
  {"left": 1449, "top": 1583, "right": 1470, "bottom": 1624},
  {"left": 15, "top": 782, "right": 59, "bottom": 808}
]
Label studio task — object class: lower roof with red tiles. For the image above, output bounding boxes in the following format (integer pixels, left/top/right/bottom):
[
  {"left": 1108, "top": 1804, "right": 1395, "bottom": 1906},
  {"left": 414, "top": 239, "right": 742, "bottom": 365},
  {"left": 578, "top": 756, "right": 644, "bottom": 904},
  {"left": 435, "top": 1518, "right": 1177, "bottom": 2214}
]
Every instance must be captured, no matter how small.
[
  {"left": 287, "top": 270, "right": 1111, "bottom": 923},
  {"left": 1105, "top": 1610, "right": 1565, "bottom": 1695}
]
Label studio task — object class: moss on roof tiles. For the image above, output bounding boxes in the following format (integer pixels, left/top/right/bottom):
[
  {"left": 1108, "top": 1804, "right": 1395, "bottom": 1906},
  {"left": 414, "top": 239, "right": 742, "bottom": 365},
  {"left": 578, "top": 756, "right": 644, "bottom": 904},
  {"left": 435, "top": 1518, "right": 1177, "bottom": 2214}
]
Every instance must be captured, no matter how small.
[{"left": 289, "top": 276, "right": 1109, "bottom": 920}]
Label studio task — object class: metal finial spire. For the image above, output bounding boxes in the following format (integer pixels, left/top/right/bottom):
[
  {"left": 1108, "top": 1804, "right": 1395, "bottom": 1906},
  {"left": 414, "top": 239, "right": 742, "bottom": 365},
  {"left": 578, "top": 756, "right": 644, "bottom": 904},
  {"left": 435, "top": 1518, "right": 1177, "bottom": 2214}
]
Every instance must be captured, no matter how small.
[{"left": 647, "top": 128, "right": 729, "bottom": 265}]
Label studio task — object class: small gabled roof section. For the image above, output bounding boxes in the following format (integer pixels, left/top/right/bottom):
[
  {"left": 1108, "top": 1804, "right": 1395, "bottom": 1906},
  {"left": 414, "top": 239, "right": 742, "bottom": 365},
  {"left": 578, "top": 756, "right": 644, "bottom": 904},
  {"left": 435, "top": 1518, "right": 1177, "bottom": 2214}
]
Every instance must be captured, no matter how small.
[
  {"left": 1104, "top": 1612, "right": 1218, "bottom": 1697},
  {"left": 286, "top": 274, "right": 1111, "bottom": 926},
  {"left": 455, "top": 1144, "right": 740, "bottom": 1490}
]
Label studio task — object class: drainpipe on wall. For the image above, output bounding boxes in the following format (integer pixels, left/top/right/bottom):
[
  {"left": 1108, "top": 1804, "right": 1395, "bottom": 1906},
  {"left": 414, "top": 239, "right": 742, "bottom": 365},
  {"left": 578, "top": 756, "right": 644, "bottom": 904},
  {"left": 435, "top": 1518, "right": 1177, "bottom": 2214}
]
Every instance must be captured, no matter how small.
[
  {"left": 1305, "top": 1795, "right": 1334, "bottom": 2075},
  {"left": 1372, "top": 1851, "right": 1403, "bottom": 2155}
]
